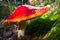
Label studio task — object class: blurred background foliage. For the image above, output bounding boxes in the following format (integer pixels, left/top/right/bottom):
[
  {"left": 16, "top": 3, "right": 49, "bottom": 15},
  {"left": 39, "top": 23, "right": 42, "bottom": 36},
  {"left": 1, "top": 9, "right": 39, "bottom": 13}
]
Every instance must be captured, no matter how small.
[{"left": 0, "top": 0, "right": 60, "bottom": 40}]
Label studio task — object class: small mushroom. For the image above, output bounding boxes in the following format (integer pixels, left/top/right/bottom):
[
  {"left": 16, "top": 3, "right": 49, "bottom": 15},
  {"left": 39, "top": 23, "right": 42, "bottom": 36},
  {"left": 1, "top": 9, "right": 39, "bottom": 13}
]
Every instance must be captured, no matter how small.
[{"left": 2, "top": 5, "right": 50, "bottom": 38}]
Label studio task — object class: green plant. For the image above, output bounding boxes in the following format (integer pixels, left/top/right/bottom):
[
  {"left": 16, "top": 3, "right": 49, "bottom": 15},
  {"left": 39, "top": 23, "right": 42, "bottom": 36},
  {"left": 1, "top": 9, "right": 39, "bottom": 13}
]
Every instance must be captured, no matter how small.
[{"left": 7, "top": 0, "right": 14, "bottom": 15}]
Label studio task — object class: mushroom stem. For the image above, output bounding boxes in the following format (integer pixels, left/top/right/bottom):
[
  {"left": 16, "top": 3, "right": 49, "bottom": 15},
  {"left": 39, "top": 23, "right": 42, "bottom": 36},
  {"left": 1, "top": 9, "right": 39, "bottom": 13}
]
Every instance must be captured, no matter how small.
[{"left": 17, "top": 21, "right": 26, "bottom": 38}]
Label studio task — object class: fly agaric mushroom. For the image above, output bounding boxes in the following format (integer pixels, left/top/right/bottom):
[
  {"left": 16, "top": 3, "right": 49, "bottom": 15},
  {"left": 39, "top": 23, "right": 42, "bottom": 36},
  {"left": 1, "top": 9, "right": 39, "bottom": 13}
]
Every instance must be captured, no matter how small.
[{"left": 2, "top": 5, "right": 50, "bottom": 37}]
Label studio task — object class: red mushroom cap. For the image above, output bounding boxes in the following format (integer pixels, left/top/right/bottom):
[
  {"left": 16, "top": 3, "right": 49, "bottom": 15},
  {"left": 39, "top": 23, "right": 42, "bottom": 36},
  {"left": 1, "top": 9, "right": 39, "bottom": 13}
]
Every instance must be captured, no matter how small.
[{"left": 2, "top": 5, "right": 50, "bottom": 25}]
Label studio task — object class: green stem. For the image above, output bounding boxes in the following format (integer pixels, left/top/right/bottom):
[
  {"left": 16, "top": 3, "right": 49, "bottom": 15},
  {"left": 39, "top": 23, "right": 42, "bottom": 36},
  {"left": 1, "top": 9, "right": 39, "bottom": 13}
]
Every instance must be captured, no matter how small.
[{"left": 7, "top": 0, "right": 13, "bottom": 15}]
